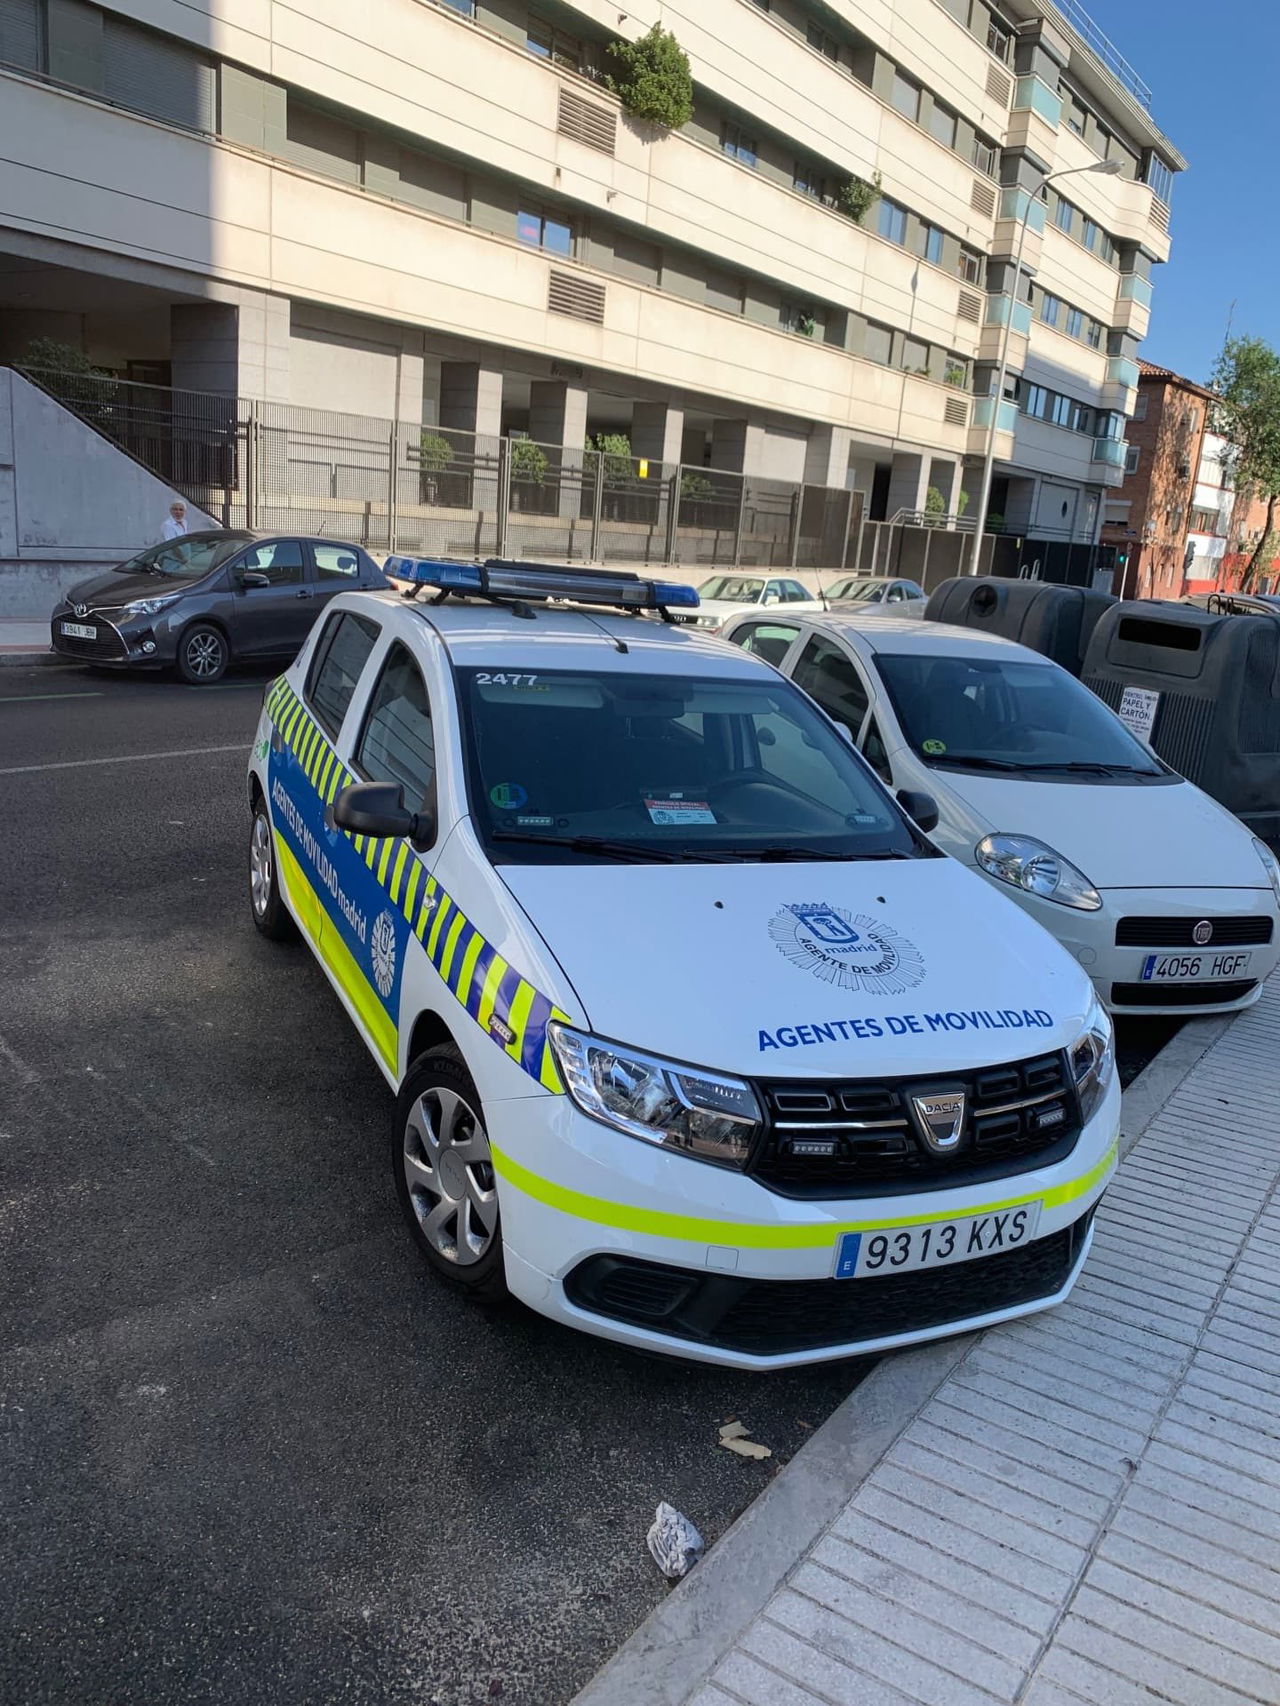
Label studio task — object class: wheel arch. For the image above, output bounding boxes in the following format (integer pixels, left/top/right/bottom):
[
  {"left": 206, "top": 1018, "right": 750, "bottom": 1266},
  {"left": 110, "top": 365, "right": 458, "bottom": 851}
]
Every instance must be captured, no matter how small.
[
  {"left": 175, "top": 612, "right": 235, "bottom": 658},
  {"left": 405, "top": 1007, "right": 464, "bottom": 1072}
]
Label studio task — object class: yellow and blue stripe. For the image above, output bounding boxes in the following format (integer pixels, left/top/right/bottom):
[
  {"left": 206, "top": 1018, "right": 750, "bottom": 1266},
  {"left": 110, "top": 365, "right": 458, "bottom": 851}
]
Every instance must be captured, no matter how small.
[{"left": 266, "top": 676, "right": 568, "bottom": 1090}]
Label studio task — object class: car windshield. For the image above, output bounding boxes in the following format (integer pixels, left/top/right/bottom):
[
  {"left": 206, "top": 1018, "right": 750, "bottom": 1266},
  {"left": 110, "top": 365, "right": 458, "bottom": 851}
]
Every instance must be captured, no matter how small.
[
  {"left": 116, "top": 535, "right": 250, "bottom": 580},
  {"left": 874, "top": 652, "right": 1166, "bottom": 776},
  {"left": 829, "top": 580, "right": 884, "bottom": 603},
  {"left": 458, "top": 667, "right": 921, "bottom": 863},
  {"left": 699, "top": 576, "right": 765, "bottom": 603}
]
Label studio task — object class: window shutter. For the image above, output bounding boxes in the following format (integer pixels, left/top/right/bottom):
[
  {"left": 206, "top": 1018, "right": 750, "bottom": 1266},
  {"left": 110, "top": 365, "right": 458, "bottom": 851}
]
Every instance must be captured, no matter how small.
[
  {"left": 102, "top": 16, "right": 215, "bottom": 132},
  {"left": 0, "top": 0, "right": 41, "bottom": 72}
]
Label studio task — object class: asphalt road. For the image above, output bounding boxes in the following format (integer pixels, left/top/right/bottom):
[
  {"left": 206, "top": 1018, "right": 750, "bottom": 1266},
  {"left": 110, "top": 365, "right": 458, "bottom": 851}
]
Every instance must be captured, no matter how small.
[{"left": 0, "top": 665, "right": 865, "bottom": 1706}]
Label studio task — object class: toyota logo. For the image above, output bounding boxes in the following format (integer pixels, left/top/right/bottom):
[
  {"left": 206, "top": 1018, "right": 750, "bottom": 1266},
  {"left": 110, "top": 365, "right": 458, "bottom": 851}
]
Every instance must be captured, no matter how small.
[
  {"left": 1192, "top": 920, "right": 1213, "bottom": 946},
  {"left": 73, "top": 603, "right": 88, "bottom": 618}
]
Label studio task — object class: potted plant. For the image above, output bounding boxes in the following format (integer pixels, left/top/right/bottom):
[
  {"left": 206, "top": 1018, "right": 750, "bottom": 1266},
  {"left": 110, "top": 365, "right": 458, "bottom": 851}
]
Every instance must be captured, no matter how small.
[
  {"left": 606, "top": 25, "right": 693, "bottom": 128},
  {"left": 837, "top": 172, "right": 882, "bottom": 225}
]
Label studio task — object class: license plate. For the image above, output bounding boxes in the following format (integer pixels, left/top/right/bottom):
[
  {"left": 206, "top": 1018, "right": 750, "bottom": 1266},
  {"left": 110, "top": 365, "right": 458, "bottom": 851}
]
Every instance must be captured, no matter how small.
[
  {"left": 1141, "top": 951, "right": 1252, "bottom": 982},
  {"left": 60, "top": 621, "right": 95, "bottom": 639},
  {"left": 835, "top": 1201, "right": 1042, "bottom": 1280}
]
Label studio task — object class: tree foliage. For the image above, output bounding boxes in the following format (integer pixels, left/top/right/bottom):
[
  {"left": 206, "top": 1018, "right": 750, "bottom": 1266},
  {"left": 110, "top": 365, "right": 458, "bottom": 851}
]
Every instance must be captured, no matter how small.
[
  {"left": 1210, "top": 335, "right": 1280, "bottom": 587},
  {"left": 586, "top": 431, "right": 635, "bottom": 486},
  {"left": 837, "top": 172, "right": 882, "bottom": 225},
  {"left": 510, "top": 438, "right": 550, "bottom": 484},
  {"left": 607, "top": 25, "right": 694, "bottom": 129},
  {"left": 418, "top": 432, "right": 454, "bottom": 476}
]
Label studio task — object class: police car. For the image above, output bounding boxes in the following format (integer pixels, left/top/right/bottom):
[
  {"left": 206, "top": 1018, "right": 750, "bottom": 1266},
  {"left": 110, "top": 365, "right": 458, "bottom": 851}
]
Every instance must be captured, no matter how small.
[{"left": 246, "top": 559, "right": 1119, "bottom": 1369}]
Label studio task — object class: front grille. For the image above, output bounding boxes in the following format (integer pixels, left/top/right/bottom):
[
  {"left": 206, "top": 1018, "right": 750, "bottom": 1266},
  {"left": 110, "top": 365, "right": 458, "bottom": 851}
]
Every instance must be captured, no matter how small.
[
  {"left": 1112, "top": 979, "right": 1257, "bottom": 1009},
  {"left": 1115, "top": 916, "right": 1273, "bottom": 947},
  {"left": 752, "top": 1050, "right": 1080, "bottom": 1198},
  {"left": 50, "top": 619, "right": 126, "bottom": 660},
  {"left": 567, "top": 1215, "right": 1092, "bottom": 1356}
]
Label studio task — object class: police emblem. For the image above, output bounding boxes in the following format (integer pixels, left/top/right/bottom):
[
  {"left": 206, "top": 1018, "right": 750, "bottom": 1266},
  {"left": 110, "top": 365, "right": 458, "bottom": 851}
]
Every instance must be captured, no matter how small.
[
  {"left": 769, "top": 901, "right": 925, "bottom": 995},
  {"left": 371, "top": 909, "right": 398, "bottom": 999}
]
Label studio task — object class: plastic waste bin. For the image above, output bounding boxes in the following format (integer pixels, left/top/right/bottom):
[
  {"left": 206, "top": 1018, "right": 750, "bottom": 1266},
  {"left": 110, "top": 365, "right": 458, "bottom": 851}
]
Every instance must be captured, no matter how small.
[
  {"left": 924, "top": 577, "right": 1115, "bottom": 677},
  {"left": 1082, "top": 600, "right": 1280, "bottom": 836}
]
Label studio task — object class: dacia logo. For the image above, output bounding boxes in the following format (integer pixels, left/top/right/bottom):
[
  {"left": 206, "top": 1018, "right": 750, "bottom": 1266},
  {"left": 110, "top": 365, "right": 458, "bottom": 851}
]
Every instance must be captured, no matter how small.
[{"left": 910, "top": 1089, "right": 967, "bottom": 1154}]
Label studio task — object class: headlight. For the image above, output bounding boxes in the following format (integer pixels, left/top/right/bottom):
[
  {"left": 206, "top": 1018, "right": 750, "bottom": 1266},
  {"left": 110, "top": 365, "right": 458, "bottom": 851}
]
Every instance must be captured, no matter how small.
[
  {"left": 975, "top": 834, "right": 1102, "bottom": 911},
  {"left": 548, "top": 1024, "right": 761, "bottom": 1168},
  {"left": 1253, "top": 837, "right": 1280, "bottom": 906},
  {"left": 121, "top": 594, "right": 181, "bottom": 618},
  {"left": 1070, "top": 996, "right": 1115, "bottom": 1124}
]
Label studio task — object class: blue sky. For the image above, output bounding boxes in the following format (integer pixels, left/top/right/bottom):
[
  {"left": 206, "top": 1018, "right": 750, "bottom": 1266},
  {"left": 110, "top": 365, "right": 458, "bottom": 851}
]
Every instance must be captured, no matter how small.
[{"left": 1087, "top": 0, "right": 1280, "bottom": 383}]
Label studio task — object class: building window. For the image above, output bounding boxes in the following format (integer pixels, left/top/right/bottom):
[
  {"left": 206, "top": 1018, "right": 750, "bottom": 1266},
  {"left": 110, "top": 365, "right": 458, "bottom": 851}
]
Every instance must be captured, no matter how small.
[
  {"left": 877, "top": 198, "right": 907, "bottom": 245},
  {"left": 987, "top": 16, "right": 1012, "bottom": 61},
  {"left": 944, "top": 355, "right": 969, "bottom": 389},
  {"left": 972, "top": 134, "right": 998, "bottom": 176},
  {"left": 915, "top": 222, "right": 944, "bottom": 265},
  {"left": 1066, "top": 92, "right": 1088, "bottom": 135},
  {"left": 1133, "top": 392, "right": 1149, "bottom": 421},
  {"left": 1125, "top": 445, "right": 1141, "bottom": 475},
  {"left": 890, "top": 71, "right": 921, "bottom": 123},
  {"left": 526, "top": 15, "right": 582, "bottom": 68},
  {"left": 1066, "top": 307, "right": 1083, "bottom": 339},
  {"left": 441, "top": 0, "right": 475, "bottom": 13},
  {"left": 722, "top": 122, "right": 758, "bottom": 167},
  {"left": 780, "top": 299, "right": 819, "bottom": 335},
  {"left": 864, "top": 322, "right": 893, "bottom": 365},
  {"left": 901, "top": 336, "right": 930, "bottom": 374},
  {"left": 1081, "top": 218, "right": 1099, "bottom": 253},
  {"left": 1040, "top": 293, "right": 1062, "bottom": 328},
  {"left": 1087, "top": 320, "right": 1104, "bottom": 350},
  {"left": 1022, "top": 383, "right": 1047, "bottom": 418},
  {"left": 806, "top": 22, "right": 839, "bottom": 60},
  {"left": 1055, "top": 197, "right": 1074, "bottom": 234},
  {"left": 958, "top": 247, "right": 983, "bottom": 284},
  {"left": 517, "top": 207, "right": 574, "bottom": 256},
  {"left": 929, "top": 103, "right": 958, "bottom": 149},
  {"left": 793, "top": 160, "right": 825, "bottom": 199},
  {"left": 1146, "top": 154, "right": 1175, "bottom": 206}
]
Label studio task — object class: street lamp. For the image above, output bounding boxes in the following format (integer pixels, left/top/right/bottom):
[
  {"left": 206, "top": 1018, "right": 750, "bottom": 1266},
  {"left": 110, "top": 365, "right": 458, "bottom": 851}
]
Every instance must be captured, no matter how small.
[{"left": 966, "top": 157, "right": 1124, "bottom": 575}]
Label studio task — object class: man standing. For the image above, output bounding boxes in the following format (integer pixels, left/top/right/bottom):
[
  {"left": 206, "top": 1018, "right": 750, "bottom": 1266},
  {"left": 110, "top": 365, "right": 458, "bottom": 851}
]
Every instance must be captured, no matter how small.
[{"left": 161, "top": 500, "right": 189, "bottom": 541}]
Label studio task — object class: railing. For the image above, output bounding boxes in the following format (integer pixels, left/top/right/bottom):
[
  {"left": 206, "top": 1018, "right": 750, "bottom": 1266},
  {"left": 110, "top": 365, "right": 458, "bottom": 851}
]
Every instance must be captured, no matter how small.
[{"left": 1049, "top": 0, "right": 1153, "bottom": 110}]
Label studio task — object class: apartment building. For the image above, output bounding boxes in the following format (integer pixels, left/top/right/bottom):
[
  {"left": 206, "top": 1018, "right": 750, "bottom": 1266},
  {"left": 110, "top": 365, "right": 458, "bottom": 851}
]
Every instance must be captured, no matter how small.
[{"left": 0, "top": 0, "right": 1184, "bottom": 551}]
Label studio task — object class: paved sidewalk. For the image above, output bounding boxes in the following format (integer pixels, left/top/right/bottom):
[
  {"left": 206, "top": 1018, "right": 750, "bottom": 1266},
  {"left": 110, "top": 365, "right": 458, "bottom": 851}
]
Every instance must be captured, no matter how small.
[
  {"left": 0, "top": 620, "right": 60, "bottom": 664},
  {"left": 578, "top": 986, "right": 1280, "bottom": 1706}
]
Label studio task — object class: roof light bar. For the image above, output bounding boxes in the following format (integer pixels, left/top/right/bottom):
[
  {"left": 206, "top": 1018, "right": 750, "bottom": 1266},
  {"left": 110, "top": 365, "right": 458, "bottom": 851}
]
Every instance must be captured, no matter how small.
[{"left": 385, "top": 555, "right": 700, "bottom": 611}]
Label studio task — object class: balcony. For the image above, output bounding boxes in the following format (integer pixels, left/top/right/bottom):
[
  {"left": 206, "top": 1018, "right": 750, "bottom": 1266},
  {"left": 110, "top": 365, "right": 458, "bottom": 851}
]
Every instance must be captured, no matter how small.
[
  {"left": 972, "top": 397, "right": 1020, "bottom": 436},
  {"left": 1119, "top": 275, "right": 1154, "bottom": 309},
  {"left": 999, "top": 187, "right": 1048, "bottom": 233},
  {"left": 1013, "top": 75, "right": 1063, "bottom": 128},
  {"left": 1092, "top": 437, "right": 1128, "bottom": 486},
  {"left": 1103, "top": 355, "right": 1140, "bottom": 412},
  {"left": 986, "top": 294, "right": 1033, "bottom": 335}
]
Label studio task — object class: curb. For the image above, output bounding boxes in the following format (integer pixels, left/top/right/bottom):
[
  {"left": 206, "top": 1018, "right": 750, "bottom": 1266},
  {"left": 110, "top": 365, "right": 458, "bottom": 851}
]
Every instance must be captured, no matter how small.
[
  {"left": 0, "top": 650, "right": 74, "bottom": 670},
  {"left": 570, "top": 1011, "right": 1231, "bottom": 1706}
]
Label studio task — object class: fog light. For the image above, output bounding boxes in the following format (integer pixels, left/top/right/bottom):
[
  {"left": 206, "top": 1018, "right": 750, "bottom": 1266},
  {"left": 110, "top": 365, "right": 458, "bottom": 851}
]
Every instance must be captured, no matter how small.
[{"left": 142, "top": 640, "right": 156, "bottom": 654}]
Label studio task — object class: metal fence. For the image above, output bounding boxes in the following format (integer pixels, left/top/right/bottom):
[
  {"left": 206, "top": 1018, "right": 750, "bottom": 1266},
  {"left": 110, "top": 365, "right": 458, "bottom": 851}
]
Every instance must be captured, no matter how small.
[{"left": 20, "top": 368, "right": 860, "bottom": 572}]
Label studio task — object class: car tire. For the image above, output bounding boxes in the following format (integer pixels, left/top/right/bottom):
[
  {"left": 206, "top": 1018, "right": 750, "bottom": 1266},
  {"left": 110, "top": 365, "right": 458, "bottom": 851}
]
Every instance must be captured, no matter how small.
[
  {"left": 249, "top": 801, "right": 296, "bottom": 941},
  {"left": 176, "top": 623, "right": 229, "bottom": 684},
  {"left": 394, "top": 1046, "right": 509, "bottom": 1304}
]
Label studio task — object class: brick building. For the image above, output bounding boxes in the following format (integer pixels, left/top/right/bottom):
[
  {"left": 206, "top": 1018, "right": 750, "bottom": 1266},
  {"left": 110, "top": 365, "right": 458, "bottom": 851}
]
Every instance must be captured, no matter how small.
[{"left": 1102, "top": 361, "right": 1214, "bottom": 598}]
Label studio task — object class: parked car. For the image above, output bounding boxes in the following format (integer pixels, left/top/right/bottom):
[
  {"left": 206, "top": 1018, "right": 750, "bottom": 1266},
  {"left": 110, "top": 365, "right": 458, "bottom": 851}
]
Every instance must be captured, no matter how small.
[
  {"left": 684, "top": 572, "right": 824, "bottom": 631},
  {"left": 822, "top": 575, "right": 928, "bottom": 615},
  {"left": 721, "top": 609, "right": 1280, "bottom": 1018},
  {"left": 51, "top": 531, "right": 386, "bottom": 684}
]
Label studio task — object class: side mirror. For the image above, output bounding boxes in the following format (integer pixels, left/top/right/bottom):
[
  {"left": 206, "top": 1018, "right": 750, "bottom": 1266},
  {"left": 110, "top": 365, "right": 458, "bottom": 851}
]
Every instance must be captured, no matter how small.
[
  {"left": 333, "top": 781, "right": 436, "bottom": 847},
  {"left": 238, "top": 570, "right": 271, "bottom": 589},
  {"left": 896, "top": 789, "right": 939, "bottom": 834}
]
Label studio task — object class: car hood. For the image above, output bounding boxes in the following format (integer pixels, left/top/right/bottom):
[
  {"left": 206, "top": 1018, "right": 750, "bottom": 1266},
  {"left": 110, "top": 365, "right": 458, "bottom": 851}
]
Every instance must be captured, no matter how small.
[
  {"left": 501, "top": 856, "right": 1093, "bottom": 1079},
  {"left": 62, "top": 569, "right": 202, "bottom": 610},
  {"left": 926, "top": 772, "right": 1267, "bottom": 890}
]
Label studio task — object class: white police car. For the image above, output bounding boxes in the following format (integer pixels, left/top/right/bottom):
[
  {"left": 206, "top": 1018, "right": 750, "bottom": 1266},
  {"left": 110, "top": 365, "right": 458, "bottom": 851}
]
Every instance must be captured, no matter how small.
[{"left": 246, "top": 559, "right": 1119, "bottom": 1369}]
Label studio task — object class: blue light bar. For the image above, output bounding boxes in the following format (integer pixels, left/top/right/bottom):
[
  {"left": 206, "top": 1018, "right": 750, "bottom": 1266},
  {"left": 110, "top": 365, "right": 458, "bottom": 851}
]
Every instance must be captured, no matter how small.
[{"left": 384, "top": 555, "right": 699, "bottom": 612}]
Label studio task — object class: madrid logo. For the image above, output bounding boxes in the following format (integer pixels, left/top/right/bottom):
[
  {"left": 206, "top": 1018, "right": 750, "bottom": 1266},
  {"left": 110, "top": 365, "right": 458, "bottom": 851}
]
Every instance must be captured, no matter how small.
[
  {"left": 770, "top": 901, "right": 925, "bottom": 996},
  {"left": 371, "top": 909, "right": 398, "bottom": 999}
]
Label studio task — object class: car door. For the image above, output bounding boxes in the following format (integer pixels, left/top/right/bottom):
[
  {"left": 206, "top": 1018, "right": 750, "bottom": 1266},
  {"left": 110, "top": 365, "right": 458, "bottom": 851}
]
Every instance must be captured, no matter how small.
[
  {"left": 311, "top": 542, "right": 371, "bottom": 610},
  {"left": 726, "top": 619, "right": 803, "bottom": 667},
  {"left": 229, "top": 539, "right": 317, "bottom": 657},
  {"left": 790, "top": 632, "right": 899, "bottom": 784}
]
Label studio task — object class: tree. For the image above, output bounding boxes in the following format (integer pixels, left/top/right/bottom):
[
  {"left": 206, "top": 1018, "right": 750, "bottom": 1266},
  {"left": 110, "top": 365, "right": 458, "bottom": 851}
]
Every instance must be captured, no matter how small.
[
  {"left": 837, "top": 172, "right": 882, "bottom": 225},
  {"left": 606, "top": 25, "right": 694, "bottom": 129},
  {"left": 1210, "top": 336, "right": 1280, "bottom": 589},
  {"left": 586, "top": 431, "right": 635, "bottom": 487}
]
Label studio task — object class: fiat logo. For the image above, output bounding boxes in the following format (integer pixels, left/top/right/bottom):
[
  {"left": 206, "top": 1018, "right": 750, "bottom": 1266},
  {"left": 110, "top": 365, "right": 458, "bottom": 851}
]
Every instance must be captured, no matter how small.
[{"left": 1192, "top": 920, "right": 1213, "bottom": 946}]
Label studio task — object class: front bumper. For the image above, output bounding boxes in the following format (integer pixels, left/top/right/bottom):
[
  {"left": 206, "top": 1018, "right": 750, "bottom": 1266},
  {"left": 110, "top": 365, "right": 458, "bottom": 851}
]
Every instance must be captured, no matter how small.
[
  {"left": 988, "top": 880, "right": 1280, "bottom": 1017},
  {"left": 50, "top": 607, "right": 173, "bottom": 668},
  {"left": 489, "top": 1080, "right": 1119, "bottom": 1369}
]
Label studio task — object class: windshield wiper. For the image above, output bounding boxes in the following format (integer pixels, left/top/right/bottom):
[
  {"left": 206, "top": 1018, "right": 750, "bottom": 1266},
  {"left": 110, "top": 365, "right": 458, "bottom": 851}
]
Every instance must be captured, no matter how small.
[
  {"left": 922, "top": 753, "right": 1027, "bottom": 771},
  {"left": 1019, "top": 760, "right": 1164, "bottom": 777},
  {"left": 490, "top": 830, "right": 705, "bottom": 863},
  {"left": 712, "top": 846, "right": 913, "bottom": 863}
]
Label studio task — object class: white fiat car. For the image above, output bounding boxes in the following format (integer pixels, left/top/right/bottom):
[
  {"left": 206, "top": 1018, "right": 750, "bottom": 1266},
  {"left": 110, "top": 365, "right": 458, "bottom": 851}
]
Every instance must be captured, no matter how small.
[
  {"left": 246, "top": 560, "right": 1118, "bottom": 1370},
  {"left": 685, "top": 572, "right": 825, "bottom": 631},
  {"left": 723, "top": 610, "right": 1280, "bottom": 1018}
]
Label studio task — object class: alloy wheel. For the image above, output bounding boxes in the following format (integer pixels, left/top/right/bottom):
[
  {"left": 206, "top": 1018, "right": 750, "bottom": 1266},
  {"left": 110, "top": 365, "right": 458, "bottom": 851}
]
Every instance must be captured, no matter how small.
[
  {"left": 402, "top": 1087, "right": 498, "bottom": 1266},
  {"left": 187, "top": 632, "right": 224, "bottom": 678},
  {"left": 250, "top": 812, "right": 273, "bottom": 918}
]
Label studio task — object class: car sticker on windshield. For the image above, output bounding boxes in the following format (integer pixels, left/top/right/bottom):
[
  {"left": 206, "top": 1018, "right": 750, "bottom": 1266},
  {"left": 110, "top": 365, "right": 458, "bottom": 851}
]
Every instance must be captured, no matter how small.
[
  {"left": 645, "top": 798, "right": 717, "bottom": 825},
  {"left": 515, "top": 814, "right": 555, "bottom": 827},
  {"left": 922, "top": 739, "right": 947, "bottom": 755},
  {"left": 770, "top": 902, "right": 926, "bottom": 996},
  {"left": 490, "top": 782, "right": 529, "bottom": 810}
]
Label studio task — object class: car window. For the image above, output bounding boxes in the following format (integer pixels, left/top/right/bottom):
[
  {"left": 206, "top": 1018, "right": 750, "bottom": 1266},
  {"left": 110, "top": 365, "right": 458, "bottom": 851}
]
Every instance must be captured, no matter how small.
[
  {"left": 862, "top": 716, "right": 892, "bottom": 781},
  {"left": 306, "top": 611, "right": 382, "bottom": 736},
  {"left": 779, "top": 580, "right": 811, "bottom": 604},
  {"left": 887, "top": 585, "right": 906, "bottom": 603},
  {"left": 730, "top": 621, "right": 801, "bottom": 666},
  {"left": 763, "top": 581, "right": 785, "bottom": 606},
  {"left": 699, "top": 575, "right": 765, "bottom": 603},
  {"left": 240, "top": 540, "right": 305, "bottom": 585},
  {"left": 790, "top": 635, "right": 871, "bottom": 737},
  {"left": 355, "top": 642, "right": 436, "bottom": 812},
  {"left": 902, "top": 582, "right": 926, "bottom": 600},
  {"left": 314, "top": 544, "right": 363, "bottom": 582}
]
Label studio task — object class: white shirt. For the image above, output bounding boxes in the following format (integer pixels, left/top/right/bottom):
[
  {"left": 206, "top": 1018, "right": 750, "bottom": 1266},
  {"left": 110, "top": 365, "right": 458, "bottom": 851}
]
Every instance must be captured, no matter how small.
[{"left": 162, "top": 515, "right": 189, "bottom": 540}]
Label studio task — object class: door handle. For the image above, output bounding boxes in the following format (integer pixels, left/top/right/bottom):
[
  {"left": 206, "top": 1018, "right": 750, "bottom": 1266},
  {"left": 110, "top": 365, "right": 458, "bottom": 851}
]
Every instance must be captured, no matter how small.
[{"left": 294, "top": 588, "right": 314, "bottom": 599}]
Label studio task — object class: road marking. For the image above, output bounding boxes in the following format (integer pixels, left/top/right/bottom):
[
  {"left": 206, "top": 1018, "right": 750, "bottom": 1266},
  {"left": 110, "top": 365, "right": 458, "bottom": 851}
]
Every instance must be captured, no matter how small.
[
  {"left": 0, "top": 691, "right": 104, "bottom": 703},
  {"left": 0, "top": 743, "right": 244, "bottom": 777}
]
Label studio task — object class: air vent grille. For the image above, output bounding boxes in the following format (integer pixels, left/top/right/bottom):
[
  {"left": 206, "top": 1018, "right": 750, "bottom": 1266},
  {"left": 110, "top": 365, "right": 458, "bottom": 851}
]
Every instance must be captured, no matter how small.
[
  {"left": 986, "top": 64, "right": 1012, "bottom": 105},
  {"left": 944, "top": 398, "right": 969, "bottom": 427},
  {"left": 957, "top": 289, "right": 983, "bottom": 323},
  {"left": 971, "top": 180, "right": 997, "bottom": 219},
  {"left": 557, "top": 87, "right": 616, "bottom": 155},
  {"left": 548, "top": 270, "right": 607, "bottom": 324}
]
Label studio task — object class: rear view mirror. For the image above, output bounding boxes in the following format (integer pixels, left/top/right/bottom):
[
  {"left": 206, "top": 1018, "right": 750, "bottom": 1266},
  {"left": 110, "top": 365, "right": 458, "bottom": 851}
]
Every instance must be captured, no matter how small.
[
  {"left": 333, "top": 782, "right": 436, "bottom": 848},
  {"left": 896, "top": 789, "right": 940, "bottom": 834}
]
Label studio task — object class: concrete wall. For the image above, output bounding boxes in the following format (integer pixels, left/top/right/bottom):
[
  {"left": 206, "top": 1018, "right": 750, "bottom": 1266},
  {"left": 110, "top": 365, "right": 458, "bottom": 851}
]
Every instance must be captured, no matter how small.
[{"left": 0, "top": 368, "right": 217, "bottom": 618}]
